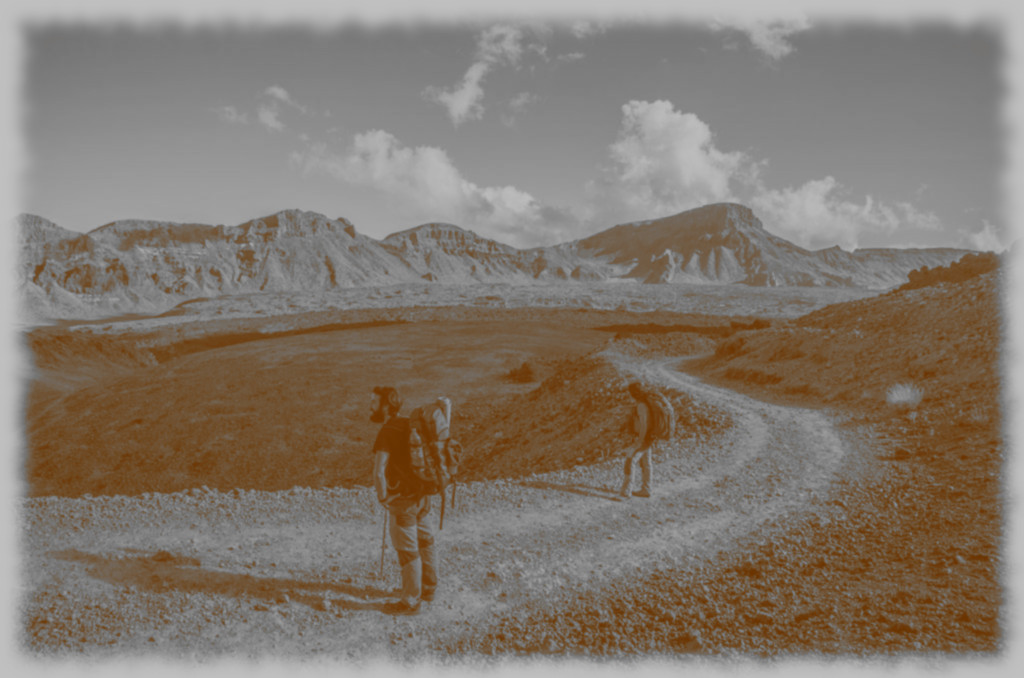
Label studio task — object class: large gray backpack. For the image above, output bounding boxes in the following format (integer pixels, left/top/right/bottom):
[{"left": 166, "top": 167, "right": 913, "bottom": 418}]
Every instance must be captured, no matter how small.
[
  {"left": 407, "top": 397, "right": 462, "bottom": 527},
  {"left": 638, "top": 389, "right": 675, "bottom": 440}
]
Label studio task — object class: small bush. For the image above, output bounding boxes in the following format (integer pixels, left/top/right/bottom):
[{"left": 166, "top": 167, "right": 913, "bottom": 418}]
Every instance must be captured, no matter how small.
[
  {"left": 507, "top": 362, "right": 536, "bottom": 383},
  {"left": 886, "top": 383, "right": 923, "bottom": 409}
]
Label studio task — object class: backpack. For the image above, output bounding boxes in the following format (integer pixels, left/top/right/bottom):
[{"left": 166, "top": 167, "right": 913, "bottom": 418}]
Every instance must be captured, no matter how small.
[
  {"left": 637, "top": 389, "right": 675, "bottom": 441},
  {"left": 407, "top": 397, "right": 462, "bottom": 528}
]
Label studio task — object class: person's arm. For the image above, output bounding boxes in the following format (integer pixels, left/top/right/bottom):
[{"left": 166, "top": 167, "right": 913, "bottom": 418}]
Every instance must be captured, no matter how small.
[
  {"left": 374, "top": 450, "right": 390, "bottom": 503},
  {"left": 635, "top": 403, "right": 650, "bottom": 447}
]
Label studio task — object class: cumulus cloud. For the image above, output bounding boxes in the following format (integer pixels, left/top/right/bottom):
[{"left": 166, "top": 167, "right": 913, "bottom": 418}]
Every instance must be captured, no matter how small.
[
  {"left": 290, "top": 129, "right": 578, "bottom": 246},
  {"left": 711, "top": 15, "right": 811, "bottom": 61},
  {"left": 284, "top": 94, "right": 949, "bottom": 251},
  {"left": 593, "top": 100, "right": 751, "bottom": 220},
  {"left": 748, "top": 177, "right": 945, "bottom": 250},
  {"left": 587, "top": 98, "right": 947, "bottom": 250},
  {"left": 214, "top": 105, "right": 248, "bottom": 124},
  {"left": 965, "top": 220, "right": 1006, "bottom": 252},
  {"left": 424, "top": 24, "right": 534, "bottom": 126}
]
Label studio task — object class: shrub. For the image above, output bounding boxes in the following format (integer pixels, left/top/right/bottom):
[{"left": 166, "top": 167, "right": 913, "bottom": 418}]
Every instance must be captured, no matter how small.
[{"left": 886, "top": 383, "right": 923, "bottom": 409}]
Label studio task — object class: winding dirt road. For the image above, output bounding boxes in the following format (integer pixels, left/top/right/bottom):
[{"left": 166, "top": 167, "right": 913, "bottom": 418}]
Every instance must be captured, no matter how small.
[{"left": 22, "top": 351, "right": 852, "bottom": 659}]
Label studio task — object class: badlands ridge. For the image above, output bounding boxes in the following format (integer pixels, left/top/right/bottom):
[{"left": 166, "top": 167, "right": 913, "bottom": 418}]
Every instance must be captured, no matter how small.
[{"left": 18, "top": 203, "right": 969, "bottom": 319}]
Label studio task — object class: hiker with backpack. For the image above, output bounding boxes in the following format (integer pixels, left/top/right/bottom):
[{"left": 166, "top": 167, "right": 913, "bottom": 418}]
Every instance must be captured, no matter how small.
[
  {"left": 370, "top": 385, "right": 461, "bottom": 616},
  {"left": 621, "top": 382, "right": 675, "bottom": 499}
]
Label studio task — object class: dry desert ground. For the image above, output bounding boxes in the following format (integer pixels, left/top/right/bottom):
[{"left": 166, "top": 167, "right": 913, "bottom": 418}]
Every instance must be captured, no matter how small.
[{"left": 19, "top": 277, "right": 1005, "bottom": 662}]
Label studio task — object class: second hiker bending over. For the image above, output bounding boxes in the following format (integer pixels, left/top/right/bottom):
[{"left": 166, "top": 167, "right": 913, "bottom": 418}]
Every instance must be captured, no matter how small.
[{"left": 621, "top": 382, "right": 675, "bottom": 500}]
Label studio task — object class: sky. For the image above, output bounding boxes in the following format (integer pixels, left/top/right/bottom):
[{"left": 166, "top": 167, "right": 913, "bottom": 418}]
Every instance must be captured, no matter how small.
[{"left": 13, "top": 6, "right": 1017, "bottom": 254}]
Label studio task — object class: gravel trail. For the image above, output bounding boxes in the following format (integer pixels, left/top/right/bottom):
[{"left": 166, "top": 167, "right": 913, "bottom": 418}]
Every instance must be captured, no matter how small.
[{"left": 21, "top": 351, "right": 851, "bottom": 659}]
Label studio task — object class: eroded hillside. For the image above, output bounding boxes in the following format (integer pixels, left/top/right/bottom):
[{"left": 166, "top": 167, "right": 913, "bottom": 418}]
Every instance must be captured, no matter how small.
[{"left": 18, "top": 203, "right": 971, "bottom": 320}]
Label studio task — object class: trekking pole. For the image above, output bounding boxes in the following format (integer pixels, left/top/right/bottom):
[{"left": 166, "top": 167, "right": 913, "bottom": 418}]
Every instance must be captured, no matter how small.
[
  {"left": 379, "top": 507, "right": 387, "bottom": 580},
  {"left": 439, "top": 487, "right": 446, "bottom": 531}
]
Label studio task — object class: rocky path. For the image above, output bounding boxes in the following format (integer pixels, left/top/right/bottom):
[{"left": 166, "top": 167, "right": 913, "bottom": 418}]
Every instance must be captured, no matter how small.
[{"left": 21, "top": 351, "right": 851, "bottom": 659}]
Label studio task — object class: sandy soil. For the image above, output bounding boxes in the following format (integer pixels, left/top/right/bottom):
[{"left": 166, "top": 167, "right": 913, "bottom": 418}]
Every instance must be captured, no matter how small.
[{"left": 21, "top": 349, "right": 858, "bottom": 659}]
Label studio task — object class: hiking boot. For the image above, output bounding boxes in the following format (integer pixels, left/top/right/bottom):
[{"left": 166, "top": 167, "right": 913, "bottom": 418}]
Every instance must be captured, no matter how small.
[
  {"left": 421, "top": 589, "right": 436, "bottom": 603},
  {"left": 387, "top": 600, "right": 421, "bottom": 616}
]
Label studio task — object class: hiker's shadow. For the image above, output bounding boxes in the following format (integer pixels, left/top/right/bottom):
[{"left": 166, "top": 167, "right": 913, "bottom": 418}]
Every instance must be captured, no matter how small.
[
  {"left": 50, "top": 548, "right": 395, "bottom": 613},
  {"left": 518, "top": 480, "right": 624, "bottom": 502}
]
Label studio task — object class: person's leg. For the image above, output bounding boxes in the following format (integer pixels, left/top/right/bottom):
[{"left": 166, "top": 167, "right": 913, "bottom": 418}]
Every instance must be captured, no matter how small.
[
  {"left": 416, "top": 495, "right": 438, "bottom": 600},
  {"left": 621, "top": 450, "right": 638, "bottom": 497},
  {"left": 638, "top": 445, "right": 653, "bottom": 497},
  {"left": 387, "top": 500, "right": 422, "bottom": 607}
]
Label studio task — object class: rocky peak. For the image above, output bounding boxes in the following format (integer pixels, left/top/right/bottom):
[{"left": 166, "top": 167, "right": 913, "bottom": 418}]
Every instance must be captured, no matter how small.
[
  {"left": 383, "top": 222, "right": 513, "bottom": 256},
  {"left": 18, "top": 213, "right": 81, "bottom": 245},
  {"left": 239, "top": 209, "right": 355, "bottom": 240},
  {"left": 715, "top": 202, "right": 762, "bottom": 229},
  {"left": 580, "top": 202, "right": 770, "bottom": 264}
]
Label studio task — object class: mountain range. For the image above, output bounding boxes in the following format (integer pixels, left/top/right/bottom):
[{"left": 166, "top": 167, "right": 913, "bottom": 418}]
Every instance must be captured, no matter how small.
[{"left": 17, "top": 203, "right": 971, "bottom": 320}]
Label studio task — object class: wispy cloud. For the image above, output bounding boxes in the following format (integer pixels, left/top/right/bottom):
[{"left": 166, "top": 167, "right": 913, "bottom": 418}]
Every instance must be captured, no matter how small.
[
  {"left": 510, "top": 92, "right": 538, "bottom": 114},
  {"left": 213, "top": 105, "right": 248, "bottom": 125},
  {"left": 423, "top": 61, "right": 491, "bottom": 126},
  {"left": 264, "top": 85, "right": 309, "bottom": 114},
  {"left": 477, "top": 24, "right": 527, "bottom": 65},
  {"left": 570, "top": 21, "right": 606, "bottom": 40},
  {"left": 424, "top": 24, "right": 546, "bottom": 127},
  {"left": 711, "top": 15, "right": 811, "bottom": 61},
  {"left": 424, "top": 23, "right": 595, "bottom": 126},
  {"left": 216, "top": 85, "right": 314, "bottom": 133},
  {"left": 257, "top": 103, "right": 285, "bottom": 132},
  {"left": 290, "top": 129, "right": 578, "bottom": 246},
  {"left": 556, "top": 52, "right": 586, "bottom": 64},
  {"left": 501, "top": 91, "right": 539, "bottom": 127},
  {"left": 423, "top": 24, "right": 529, "bottom": 126}
]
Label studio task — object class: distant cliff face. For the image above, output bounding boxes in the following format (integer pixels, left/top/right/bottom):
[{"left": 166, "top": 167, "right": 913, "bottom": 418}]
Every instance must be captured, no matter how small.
[
  {"left": 381, "top": 222, "right": 535, "bottom": 282},
  {"left": 17, "top": 203, "right": 970, "bottom": 319},
  {"left": 579, "top": 203, "right": 968, "bottom": 288}
]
